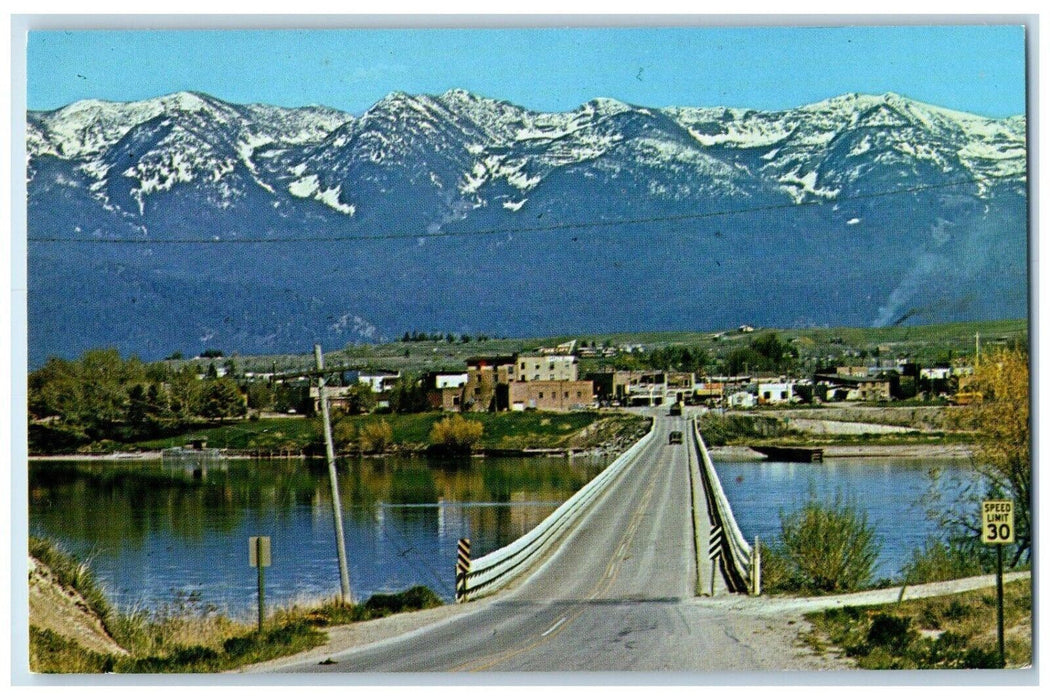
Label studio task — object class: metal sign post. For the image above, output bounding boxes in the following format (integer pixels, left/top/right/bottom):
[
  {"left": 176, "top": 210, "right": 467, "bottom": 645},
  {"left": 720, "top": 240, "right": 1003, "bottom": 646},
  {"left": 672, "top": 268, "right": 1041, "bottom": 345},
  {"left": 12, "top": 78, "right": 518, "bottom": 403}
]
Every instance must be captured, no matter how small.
[
  {"left": 249, "top": 536, "right": 272, "bottom": 632},
  {"left": 981, "top": 499, "right": 1014, "bottom": 668}
]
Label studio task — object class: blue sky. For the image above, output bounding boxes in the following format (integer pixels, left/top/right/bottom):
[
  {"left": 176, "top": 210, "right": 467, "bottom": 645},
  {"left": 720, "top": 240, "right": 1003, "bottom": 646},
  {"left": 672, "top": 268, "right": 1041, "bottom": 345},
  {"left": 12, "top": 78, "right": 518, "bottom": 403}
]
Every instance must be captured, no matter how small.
[{"left": 26, "top": 24, "right": 1027, "bottom": 117}]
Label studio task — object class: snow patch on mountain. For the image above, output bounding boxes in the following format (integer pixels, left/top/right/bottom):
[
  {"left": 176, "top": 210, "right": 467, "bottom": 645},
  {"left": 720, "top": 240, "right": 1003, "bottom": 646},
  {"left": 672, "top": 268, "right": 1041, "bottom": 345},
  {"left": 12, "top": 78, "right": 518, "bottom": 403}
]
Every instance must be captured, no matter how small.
[
  {"left": 778, "top": 169, "right": 840, "bottom": 204},
  {"left": 329, "top": 313, "right": 377, "bottom": 338},
  {"left": 288, "top": 174, "right": 355, "bottom": 215}
]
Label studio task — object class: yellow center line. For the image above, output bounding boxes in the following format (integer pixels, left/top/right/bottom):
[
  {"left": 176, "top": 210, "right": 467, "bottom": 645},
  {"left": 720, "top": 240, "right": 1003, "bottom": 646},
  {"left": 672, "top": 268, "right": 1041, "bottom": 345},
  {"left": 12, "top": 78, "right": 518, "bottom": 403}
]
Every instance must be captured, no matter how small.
[{"left": 452, "top": 454, "right": 661, "bottom": 672}]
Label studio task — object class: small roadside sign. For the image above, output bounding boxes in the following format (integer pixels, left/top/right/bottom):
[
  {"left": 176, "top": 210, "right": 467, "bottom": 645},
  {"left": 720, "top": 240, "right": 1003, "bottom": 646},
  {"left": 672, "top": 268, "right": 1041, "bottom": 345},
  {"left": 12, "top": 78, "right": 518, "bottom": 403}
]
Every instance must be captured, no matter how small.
[
  {"left": 980, "top": 499, "right": 1015, "bottom": 668},
  {"left": 249, "top": 536, "right": 272, "bottom": 567},
  {"left": 981, "top": 500, "right": 1015, "bottom": 545}
]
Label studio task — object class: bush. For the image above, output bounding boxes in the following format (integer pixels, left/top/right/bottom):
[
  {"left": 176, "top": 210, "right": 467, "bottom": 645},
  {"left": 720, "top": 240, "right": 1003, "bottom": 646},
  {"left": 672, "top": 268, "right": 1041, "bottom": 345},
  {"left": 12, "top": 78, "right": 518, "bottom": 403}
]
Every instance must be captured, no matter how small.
[
  {"left": 866, "top": 613, "right": 913, "bottom": 650},
  {"left": 331, "top": 418, "right": 357, "bottom": 452},
  {"left": 429, "top": 415, "right": 484, "bottom": 454},
  {"left": 775, "top": 497, "right": 880, "bottom": 593},
  {"left": 358, "top": 420, "right": 393, "bottom": 454},
  {"left": 362, "top": 585, "right": 443, "bottom": 617},
  {"left": 756, "top": 542, "right": 797, "bottom": 593},
  {"left": 30, "top": 626, "right": 116, "bottom": 673},
  {"left": 902, "top": 537, "right": 988, "bottom": 584}
]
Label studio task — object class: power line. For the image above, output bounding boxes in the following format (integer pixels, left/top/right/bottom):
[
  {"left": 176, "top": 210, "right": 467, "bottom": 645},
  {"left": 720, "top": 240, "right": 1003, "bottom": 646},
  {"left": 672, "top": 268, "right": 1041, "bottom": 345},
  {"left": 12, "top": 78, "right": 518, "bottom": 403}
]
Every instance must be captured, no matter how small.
[{"left": 27, "top": 174, "right": 1021, "bottom": 245}]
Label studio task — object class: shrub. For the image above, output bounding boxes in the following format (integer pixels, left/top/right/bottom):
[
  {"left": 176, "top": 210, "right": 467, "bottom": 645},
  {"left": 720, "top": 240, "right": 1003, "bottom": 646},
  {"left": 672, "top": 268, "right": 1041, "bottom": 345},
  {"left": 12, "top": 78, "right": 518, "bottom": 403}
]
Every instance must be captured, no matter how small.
[
  {"left": 30, "top": 626, "right": 116, "bottom": 673},
  {"left": 429, "top": 415, "right": 484, "bottom": 454},
  {"left": 756, "top": 542, "right": 798, "bottom": 593},
  {"left": 331, "top": 418, "right": 357, "bottom": 452},
  {"left": 866, "top": 613, "right": 913, "bottom": 650},
  {"left": 775, "top": 497, "right": 880, "bottom": 593},
  {"left": 362, "top": 585, "right": 443, "bottom": 617},
  {"left": 358, "top": 420, "right": 393, "bottom": 454},
  {"left": 902, "top": 537, "right": 987, "bottom": 584}
]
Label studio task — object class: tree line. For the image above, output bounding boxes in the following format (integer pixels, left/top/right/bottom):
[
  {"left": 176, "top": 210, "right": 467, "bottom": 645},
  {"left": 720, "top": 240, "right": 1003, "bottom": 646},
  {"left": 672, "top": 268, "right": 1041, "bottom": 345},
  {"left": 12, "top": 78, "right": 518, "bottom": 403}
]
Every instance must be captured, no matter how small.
[
  {"left": 607, "top": 332, "right": 797, "bottom": 375},
  {"left": 29, "top": 349, "right": 250, "bottom": 450},
  {"left": 400, "top": 331, "right": 494, "bottom": 343}
]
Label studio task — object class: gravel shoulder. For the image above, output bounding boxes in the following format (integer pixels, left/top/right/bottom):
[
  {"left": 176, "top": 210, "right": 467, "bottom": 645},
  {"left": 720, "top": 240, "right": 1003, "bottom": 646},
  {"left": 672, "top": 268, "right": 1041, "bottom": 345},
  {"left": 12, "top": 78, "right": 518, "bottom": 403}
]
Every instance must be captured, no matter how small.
[
  {"left": 239, "top": 572, "right": 1029, "bottom": 673},
  {"left": 237, "top": 598, "right": 492, "bottom": 673}
]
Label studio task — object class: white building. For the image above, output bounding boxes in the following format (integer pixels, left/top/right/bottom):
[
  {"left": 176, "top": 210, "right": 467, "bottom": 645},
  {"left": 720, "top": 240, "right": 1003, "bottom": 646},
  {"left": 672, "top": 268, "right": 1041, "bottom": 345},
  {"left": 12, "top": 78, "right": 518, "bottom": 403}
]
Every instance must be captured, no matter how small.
[
  {"left": 433, "top": 372, "right": 468, "bottom": 389},
  {"left": 358, "top": 370, "right": 400, "bottom": 393},
  {"left": 728, "top": 391, "right": 757, "bottom": 408},
  {"left": 757, "top": 381, "right": 795, "bottom": 405}
]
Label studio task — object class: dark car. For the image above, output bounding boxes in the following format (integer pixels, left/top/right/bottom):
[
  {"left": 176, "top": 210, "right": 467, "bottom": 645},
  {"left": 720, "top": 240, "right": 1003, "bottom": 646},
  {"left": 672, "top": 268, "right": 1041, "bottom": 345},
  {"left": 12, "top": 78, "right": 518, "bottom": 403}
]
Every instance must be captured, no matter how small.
[{"left": 669, "top": 430, "right": 683, "bottom": 445}]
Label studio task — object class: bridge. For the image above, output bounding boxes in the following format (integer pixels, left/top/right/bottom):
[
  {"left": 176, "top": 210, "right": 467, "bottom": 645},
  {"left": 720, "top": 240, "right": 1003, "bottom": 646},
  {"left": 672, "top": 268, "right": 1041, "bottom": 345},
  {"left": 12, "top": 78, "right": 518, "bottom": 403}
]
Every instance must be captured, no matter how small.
[{"left": 275, "top": 414, "right": 765, "bottom": 672}]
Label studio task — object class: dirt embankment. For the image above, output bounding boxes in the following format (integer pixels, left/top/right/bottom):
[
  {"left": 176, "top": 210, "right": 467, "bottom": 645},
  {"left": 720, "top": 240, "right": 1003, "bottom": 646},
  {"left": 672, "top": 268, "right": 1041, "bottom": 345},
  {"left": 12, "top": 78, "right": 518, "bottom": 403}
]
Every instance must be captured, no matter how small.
[
  {"left": 566, "top": 415, "right": 652, "bottom": 454},
  {"left": 28, "top": 556, "right": 127, "bottom": 657},
  {"left": 764, "top": 405, "right": 965, "bottom": 431}
]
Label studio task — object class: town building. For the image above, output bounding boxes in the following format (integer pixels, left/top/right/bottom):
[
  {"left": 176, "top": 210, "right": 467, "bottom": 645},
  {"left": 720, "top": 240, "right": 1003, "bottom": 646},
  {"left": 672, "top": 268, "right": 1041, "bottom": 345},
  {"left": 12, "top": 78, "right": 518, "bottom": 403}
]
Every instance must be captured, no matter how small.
[
  {"left": 728, "top": 391, "right": 757, "bottom": 409},
  {"left": 815, "top": 373, "right": 895, "bottom": 402},
  {"left": 429, "top": 371, "right": 469, "bottom": 389},
  {"left": 309, "top": 384, "right": 368, "bottom": 413},
  {"left": 357, "top": 370, "right": 401, "bottom": 393},
  {"left": 508, "top": 380, "right": 595, "bottom": 411},
  {"left": 462, "top": 356, "right": 516, "bottom": 412},
  {"left": 691, "top": 381, "right": 725, "bottom": 405},
  {"left": 515, "top": 354, "right": 579, "bottom": 382},
  {"left": 757, "top": 381, "right": 795, "bottom": 405}
]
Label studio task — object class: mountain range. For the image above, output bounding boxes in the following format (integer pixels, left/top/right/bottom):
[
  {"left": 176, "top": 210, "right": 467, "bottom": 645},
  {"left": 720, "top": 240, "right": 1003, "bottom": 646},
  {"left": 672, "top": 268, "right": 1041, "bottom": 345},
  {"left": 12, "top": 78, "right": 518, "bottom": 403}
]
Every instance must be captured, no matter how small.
[{"left": 26, "top": 89, "right": 1028, "bottom": 365}]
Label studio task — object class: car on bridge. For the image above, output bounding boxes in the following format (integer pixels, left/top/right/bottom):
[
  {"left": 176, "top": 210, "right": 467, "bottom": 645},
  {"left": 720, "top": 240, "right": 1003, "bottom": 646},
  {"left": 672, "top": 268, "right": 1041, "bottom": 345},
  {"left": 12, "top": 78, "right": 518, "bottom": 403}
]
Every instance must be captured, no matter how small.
[{"left": 668, "top": 430, "right": 683, "bottom": 445}]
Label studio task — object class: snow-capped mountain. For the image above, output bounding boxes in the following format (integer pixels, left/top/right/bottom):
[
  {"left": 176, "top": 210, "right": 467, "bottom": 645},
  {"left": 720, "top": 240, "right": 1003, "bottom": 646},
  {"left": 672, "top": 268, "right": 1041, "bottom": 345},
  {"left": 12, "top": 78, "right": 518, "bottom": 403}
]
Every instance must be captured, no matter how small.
[{"left": 27, "top": 90, "right": 1027, "bottom": 364}]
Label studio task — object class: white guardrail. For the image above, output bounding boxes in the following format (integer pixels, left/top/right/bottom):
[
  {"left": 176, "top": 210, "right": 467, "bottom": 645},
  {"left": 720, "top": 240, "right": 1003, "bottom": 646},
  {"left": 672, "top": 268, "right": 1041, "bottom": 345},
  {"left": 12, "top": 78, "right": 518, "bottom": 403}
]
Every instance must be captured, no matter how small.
[
  {"left": 461, "top": 422, "right": 657, "bottom": 600},
  {"left": 691, "top": 418, "right": 755, "bottom": 593}
]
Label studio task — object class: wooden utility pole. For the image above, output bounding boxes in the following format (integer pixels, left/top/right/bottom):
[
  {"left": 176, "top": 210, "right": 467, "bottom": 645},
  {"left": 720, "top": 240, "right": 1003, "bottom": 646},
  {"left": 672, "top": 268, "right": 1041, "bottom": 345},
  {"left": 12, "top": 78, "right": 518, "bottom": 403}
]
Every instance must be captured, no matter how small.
[{"left": 315, "top": 344, "right": 353, "bottom": 603}]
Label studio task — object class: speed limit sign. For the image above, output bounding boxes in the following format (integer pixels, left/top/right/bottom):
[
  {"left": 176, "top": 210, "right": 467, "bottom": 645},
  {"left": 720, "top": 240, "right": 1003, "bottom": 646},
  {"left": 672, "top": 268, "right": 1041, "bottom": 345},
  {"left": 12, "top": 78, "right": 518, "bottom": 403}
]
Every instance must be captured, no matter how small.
[{"left": 981, "top": 500, "right": 1015, "bottom": 545}]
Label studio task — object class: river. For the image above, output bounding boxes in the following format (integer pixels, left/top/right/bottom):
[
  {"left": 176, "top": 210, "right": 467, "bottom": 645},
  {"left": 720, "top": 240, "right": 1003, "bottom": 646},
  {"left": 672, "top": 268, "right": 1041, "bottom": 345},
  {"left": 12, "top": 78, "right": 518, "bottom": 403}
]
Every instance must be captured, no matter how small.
[{"left": 28, "top": 453, "right": 972, "bottom": 615}]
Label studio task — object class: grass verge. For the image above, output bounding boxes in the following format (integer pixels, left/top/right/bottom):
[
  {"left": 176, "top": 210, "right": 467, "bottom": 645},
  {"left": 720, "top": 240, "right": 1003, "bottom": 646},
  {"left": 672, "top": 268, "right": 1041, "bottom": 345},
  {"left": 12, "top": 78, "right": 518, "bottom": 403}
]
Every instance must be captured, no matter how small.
[{"left": 801, "top": 578, "right": 1032, "bottom": 669}]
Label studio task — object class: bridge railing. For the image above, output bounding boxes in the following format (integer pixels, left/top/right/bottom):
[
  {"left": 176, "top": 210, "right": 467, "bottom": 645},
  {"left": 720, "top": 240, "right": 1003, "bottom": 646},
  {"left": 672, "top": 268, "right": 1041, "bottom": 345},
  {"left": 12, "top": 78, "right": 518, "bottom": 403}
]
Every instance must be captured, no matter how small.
[
  {"left": 462, "top": 421, "right": 656, "bottom": 600},
  {"left": 690, "top": 418, "right": 754, "bottom": 593}
]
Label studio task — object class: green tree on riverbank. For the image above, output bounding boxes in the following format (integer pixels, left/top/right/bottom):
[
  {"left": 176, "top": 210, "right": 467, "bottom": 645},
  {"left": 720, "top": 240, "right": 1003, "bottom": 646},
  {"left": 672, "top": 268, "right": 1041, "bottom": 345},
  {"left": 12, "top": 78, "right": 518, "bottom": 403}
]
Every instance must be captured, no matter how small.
[{"left": 29, "top": 349, "right": 249, "bottom": 451}]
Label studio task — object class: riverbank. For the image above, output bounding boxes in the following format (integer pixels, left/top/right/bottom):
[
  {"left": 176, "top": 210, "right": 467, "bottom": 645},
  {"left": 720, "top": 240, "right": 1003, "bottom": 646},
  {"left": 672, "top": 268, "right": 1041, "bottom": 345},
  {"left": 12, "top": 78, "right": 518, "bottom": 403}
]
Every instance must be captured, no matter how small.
[
  {"left": 32, "top": 437, "right": 973, "bottom": 463},
  {"left": 28, "top": 411, "right": 650, "bottom": 461},
  {"left": 29, "top": 445, "right": 638, "bottom": 462}
]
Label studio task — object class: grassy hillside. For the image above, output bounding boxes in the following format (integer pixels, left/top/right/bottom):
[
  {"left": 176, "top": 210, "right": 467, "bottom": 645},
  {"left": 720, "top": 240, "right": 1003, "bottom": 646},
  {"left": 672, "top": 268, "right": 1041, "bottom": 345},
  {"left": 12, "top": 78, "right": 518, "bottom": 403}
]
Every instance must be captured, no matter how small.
[{"left": 209, "top": 319, "right": 1026, "bottom": 377}]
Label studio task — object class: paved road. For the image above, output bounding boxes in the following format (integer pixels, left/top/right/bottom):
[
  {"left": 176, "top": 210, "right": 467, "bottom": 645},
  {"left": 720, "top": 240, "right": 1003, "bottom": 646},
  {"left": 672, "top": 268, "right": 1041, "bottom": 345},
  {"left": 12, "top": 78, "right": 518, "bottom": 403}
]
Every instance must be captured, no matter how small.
[{"left": 274, "top": 414, "right": 756, "bottom": 672}]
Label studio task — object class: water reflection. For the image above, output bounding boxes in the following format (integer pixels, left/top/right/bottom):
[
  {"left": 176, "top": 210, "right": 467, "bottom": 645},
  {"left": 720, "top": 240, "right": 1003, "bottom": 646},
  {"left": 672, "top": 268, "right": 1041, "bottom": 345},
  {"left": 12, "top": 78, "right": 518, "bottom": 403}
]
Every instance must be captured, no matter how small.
[{"left": 29, "top": 455, "right": 605, "bottom": 613}]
